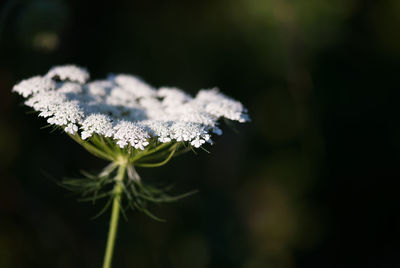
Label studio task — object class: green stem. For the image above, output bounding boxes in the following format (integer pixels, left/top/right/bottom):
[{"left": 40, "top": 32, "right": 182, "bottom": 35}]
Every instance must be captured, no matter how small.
[
  {"left": 68, "top": 133, "right": 114, "bottom": 161},
  {"left": 135, "top": 144, "right": 177, "bottom": 168},
  {"left": 92, "top": 135, "right": 117, "bottom": 158},
  {"left": 102, "top": 163, "right": 126, "bottom": 268},
  {"left": 130, "top": 142, "right": 173, "bottom": 162}
]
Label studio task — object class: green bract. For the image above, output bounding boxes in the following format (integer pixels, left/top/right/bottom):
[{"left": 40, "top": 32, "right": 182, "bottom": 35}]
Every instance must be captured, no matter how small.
[{"left": 65, "top": 134, "right": 194, "bottom": 221}]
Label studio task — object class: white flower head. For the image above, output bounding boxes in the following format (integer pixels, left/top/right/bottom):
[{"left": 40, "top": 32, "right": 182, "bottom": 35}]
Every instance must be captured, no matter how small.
[
  {"left": 113, "top": 121, "right": 150, "bottom": 150},
  {"left": 109, "top": 74, "right": 156, "bottom": 98},
  {"left": 13, "top": 65, "right": 252, "bottom": 252},
  {"left": 142, "top": 120, "right": 172, "bottom": 143},
  {"left": 46, "top": 65, "right": 89, "bottom": 84},
  {"left": 158, "top": 87, "right": 192, "bottom": 107},
  {"left": 196, "top": 88, "right": 250, "bottom": 122},
  {"left": 12, "top": 76, "right": 55, "bottom": 97},
  {"left": 13, "top": 65, "right": 249, "bottom": 151},
  {"left": 81, "top": 114, "right": 114, "bottom": 140}
]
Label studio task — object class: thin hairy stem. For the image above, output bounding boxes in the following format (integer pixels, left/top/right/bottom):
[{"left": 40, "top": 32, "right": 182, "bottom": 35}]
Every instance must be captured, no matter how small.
[{"left": 102, "top": 163, "right": 126, "bottom": 268}]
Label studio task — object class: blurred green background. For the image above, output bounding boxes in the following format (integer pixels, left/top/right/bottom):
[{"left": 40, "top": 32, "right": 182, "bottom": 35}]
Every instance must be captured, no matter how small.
[{"left": 1, "top": 0, "right": 399, "bottom": 267}]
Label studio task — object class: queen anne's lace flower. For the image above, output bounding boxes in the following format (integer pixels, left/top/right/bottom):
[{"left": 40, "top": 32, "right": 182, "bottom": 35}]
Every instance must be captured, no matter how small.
[
  {"left": 13, "top": 65, "right": 251, "bottom": 266},
  {"left": 12, "top": 65, "right": 249, "bottom": 149}
]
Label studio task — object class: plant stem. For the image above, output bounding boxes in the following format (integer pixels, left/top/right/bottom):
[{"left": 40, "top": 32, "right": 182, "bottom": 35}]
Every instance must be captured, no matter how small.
[
  {"left": 135, "top": 144, "right": 177, "bottom": 167},
  {"left": 68, "top": 133, "right": 114, "bottom": 161},
  {"left": 130, "top": 141, "right": 173, "bottom": 162},
  {"left": 102, "top": 163, "right": 126, "bottom": 268}
]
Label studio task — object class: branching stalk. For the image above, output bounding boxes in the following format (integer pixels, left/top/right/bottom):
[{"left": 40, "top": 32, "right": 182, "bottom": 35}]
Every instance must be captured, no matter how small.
[
  {"left": 135, "top": 144, "right": 177, "bottom": 167},
  {"left": 68, "top": 133, "right": 114, "bottom": 161}
]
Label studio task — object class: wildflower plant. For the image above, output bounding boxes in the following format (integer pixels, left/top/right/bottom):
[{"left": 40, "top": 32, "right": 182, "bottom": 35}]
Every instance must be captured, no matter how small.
[{"left": 13, "top": 65, "right": 249, "bottom": 268}]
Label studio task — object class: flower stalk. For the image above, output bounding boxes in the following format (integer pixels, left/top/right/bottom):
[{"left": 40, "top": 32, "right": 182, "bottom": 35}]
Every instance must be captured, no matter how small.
[{"left": 102, "top": 161, "right": 127, "bottom": 268}]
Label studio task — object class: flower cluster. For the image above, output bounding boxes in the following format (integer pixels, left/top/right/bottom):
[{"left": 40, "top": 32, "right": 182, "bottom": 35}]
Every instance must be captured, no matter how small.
[{"left": 13, "top": 65, "right": 249, "bottom": 149}]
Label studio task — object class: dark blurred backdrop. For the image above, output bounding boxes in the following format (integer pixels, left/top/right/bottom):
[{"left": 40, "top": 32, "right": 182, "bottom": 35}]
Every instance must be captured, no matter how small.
[{"left": 1, "top": 0, "right": 400, "bottom": 267}]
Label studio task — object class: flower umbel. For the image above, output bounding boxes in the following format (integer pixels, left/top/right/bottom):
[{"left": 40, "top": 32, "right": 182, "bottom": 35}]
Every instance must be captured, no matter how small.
[
  {"left": 13, "top": 65, "right": 249, "bottom": 149},
  {"left": 13, "top": 65, "right": 250, "bottom": 268}
]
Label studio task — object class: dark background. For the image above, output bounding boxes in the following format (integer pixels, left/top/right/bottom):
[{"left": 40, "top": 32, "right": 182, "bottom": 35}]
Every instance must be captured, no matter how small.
[{"left": 1, "top": 0, "right": 399, "bottom": 267}]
